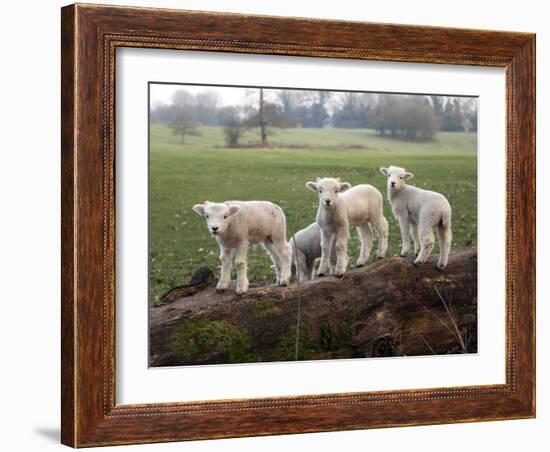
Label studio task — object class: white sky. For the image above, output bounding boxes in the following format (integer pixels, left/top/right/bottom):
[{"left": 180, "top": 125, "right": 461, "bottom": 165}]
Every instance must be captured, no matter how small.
[{"left": 149, "top": 82, "right": 476, "bottom": 111}]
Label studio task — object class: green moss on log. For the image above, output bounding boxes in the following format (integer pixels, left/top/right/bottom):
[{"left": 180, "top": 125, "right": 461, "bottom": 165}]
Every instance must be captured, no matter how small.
[
  {"left": 253, "top": 300, "right": 282, "bottom": 318},
  {"left": 171, "top": 320, "right": 251, "bottom": 363}
]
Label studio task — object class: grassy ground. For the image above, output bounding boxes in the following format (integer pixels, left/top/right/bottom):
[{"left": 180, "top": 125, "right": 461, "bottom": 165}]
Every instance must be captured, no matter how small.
[{"left": 149, "top": 124, "right": 477, "bottom": 304}]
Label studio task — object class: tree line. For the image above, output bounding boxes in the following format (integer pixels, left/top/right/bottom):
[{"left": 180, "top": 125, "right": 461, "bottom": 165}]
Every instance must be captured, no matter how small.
[{"left": 150, "top": 87, "right": 477, "bottom": 146}]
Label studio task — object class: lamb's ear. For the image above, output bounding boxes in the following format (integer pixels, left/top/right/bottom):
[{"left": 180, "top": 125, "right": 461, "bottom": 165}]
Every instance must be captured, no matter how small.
[
  {"left": 339, "top": 182, "right": 352, "bottom": 192},
  {"left": 379, "top": 167, "right": 388, "bottom": 176},
  {"left": 192, "top": 204, "right": 205, "bottom": 216},
  {"left": 306, "top": 181, "right": 318, "bottom": 192},
  {"left": 227, "top": 205, "right": 240, "bottom": 217},
  {"left": 403, "top": 172, "right": 414, "bottom": 180}
]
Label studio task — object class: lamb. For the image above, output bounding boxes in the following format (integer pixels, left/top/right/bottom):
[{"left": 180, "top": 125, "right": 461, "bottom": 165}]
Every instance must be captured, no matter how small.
[
  {"left": 379, "top": 165, "right": 452, "bottom": 270},
  {"left": 192, "top": 200, "right": 291, "bottom": 295},
  {"left": 289, "top": 222, "right": 336, "bottom": 282},
  {"left": 305, "top": 177, "right": 389, "bottom": 278}
]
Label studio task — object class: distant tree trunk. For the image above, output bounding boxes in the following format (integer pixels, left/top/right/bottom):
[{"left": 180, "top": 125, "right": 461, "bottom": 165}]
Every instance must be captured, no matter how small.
[
  {"left": 150, "top": 249, "right": 478, "bottom": 367},
  {"left": 259, "top": 88, "right": 267, "bottom": 147}
]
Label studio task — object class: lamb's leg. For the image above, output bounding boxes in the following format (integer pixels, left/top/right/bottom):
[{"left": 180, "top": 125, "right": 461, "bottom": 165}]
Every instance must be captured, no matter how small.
[
  {"left": 436, "top": 223, "right": 452, "bottom": 270},
  {"left": 317, "top": 229, "right": 332, "bottom": 276},
  {"left": 295, "top": 250, "right": 310, "bottom": 282},
  {"left": 279, "top": 241, "right": 292, "bottom": 286},
  {"left": 356, "top": 224, "right": 373, "bottom": 267},
  {"left": 370, "top": 215, "right": 389, "bottom": 258},
  {"left": 329, "top": 239, "right": 337, "bottom": 273},
  {"left": 305, "top": 259, "right": 316, "bottom": 281},
  {"left": 234, "top": 243, "right": 249, "bottom": 295},
  {"left": 410, "top": 223, "right": 420, "bottom": 256},
  {"left": 216, "top": 246, "right": 233, "bottom": 292},
  {"left": 334, "top": 227, "right": 350, "bottom": 278},
  {"left": 414, "top": 225, "right": 435, "bottom": 265},
  {"left": 265, "top": 240, "right": 291, "bottom": 286},
  {"left": 398, "top": 215, "right": 411, "bottom": 257},
  {"left": 263, "top": 242, "right": 282, "bottom": 285}
]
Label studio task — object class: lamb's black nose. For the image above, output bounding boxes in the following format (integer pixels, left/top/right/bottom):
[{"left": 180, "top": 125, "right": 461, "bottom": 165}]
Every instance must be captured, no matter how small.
[
  {"left": 391, "top": 182, "right": 396, "bottom": 187},
  {"left": 325, "top": 200, "right": 331, "bottom": 205},
  {"left": 211, "top": 226, "right": 219, "bottom": 232}
]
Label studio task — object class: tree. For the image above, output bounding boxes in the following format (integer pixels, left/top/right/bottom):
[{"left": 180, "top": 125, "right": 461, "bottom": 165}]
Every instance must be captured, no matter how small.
[
  {"left": 441, "top": 98, "right": 465, "bottom": 132},
  {"left": 332, "top": 92, "right": 371, "bottom": 128},
  {"left": 370, "top": 95, "right": 438, "bottom": 141},
  {"left": 222, "top": 108, "right": 248, "bottom": 147},
  {"left": 282, "top": 90, "right": 331, "bottom": 128},
  {"left": 246, "top": 88, "right": 288, "bottom": 146},
  {"left": 172, "top": 89, "right": 194, "bottom": 108},
  {"left": 461, "top": 98, "right": 478, "bottom": 132},
  {"left": 150, "top": 249, "right": 478, "bottom": 366},
  {"left": 168, "top": 89, "right": 201, "bottom": 144},
  {"left": 195, "top": 90, "right": 222, "bottom": 125},
  {"left": 275, "top": 90, "right": 299, "bottom": 116},
  {"left": 169, "top": 108, "right": 201, "bottom": 144},
  {"left": 150, "top": 102, "right": 176, "bottom": 124},
  {"left": 430, "top": 95, "right": 444, "bottom": 118},
  {"left": 310, "top": 91, "right": 331, "bottom": 128}
]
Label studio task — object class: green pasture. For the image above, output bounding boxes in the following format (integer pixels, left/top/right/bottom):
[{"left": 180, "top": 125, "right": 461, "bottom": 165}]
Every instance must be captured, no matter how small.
[{"left": 149, "top": 124, "right": 477, "bottom": 304}]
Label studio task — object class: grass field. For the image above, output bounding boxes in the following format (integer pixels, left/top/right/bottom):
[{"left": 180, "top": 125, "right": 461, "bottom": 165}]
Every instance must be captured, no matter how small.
[{"left": 149, "top": 124, "right": 477, "bottom": 304}]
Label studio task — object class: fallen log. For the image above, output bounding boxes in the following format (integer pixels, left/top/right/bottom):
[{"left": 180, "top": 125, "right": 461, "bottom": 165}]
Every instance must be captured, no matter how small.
[{"left": 149, "top": 248, "right": 477, "bottom": 367}]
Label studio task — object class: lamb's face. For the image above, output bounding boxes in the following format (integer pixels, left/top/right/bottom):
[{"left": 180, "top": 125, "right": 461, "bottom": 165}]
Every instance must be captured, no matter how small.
[
  {"left": 192, "top": 202, "right": 240, "bottom": 236},
  {"left": 380, "top": 166, "right": 413, "bottom": 191},
  {"left": 306, "top": 177, "right": 351, "bottom": 209}
]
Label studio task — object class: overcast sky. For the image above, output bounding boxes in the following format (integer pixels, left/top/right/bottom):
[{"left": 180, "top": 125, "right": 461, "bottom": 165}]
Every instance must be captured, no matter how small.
[
  {"left": 149, "top": 82, "right": 476, "bottom": 111},
  {"left": 150, "top": 83, "right": 250, "bottom": 107}
]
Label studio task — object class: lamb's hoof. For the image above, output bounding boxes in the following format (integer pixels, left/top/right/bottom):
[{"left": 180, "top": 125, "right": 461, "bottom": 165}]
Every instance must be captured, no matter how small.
[
  {"left": 317, "top": 273, "right": 326, "bottom": 278},
  {"left": 356, "top": 263, "right": 365, "bottom": 268},
  {"left": 437, "top": 263, "right": 446, "bottom": 271},
  {"left": 279, "top": 281, "right": 288, "bottom": 287},
  {"left": 377, "top": 255, "right": 385, "bottom": 260},
  {"left": 400, "top": 252, "right": 408, "bottom": 257},
  {"left": 235, "top": 289, "right": 247, "bottom": 296},
  {"left": 413, "top": 260, "right": 421, "bottom": 267},
  {"left": 335, "top": 273, "right": 344, "bottom": 279},
  {"left": 216, "top": 288, "right": 226, "bottom": 294}
]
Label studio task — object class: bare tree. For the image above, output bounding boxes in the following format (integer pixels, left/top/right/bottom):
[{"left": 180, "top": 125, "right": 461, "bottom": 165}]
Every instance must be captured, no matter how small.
[
  {"left": 259, "top": 88, "right": 267, "bottom": 146},
  {"left": 168, "top": 89, "right": 201, "bottom": 144},
  {"left": 332, "top": 92, "right": 370, "bottom": 128},
  {"left": 172, "top": 89, "right": 195, "bottom": 108},
  {"left": 460, "top": 98, "right": 478, "bottom": 132},
  {"left": 195, "top": 90, "right": 222, "bottom": 125},
  {"left": 275, "top": 90, "right": 300, "bottom": 115},
  {"left": 169, "top": 108, "right": 201, "bottom": 144},
  {"left": 246, "top": 88, "right": 288, "bottom": 146},
  {"left": 223, "top": 107, "right": 248, "bottom": 147}
]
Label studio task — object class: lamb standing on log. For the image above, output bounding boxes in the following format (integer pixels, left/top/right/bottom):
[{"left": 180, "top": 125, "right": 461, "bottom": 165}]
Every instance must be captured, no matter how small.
[
  {"left": 192, "top": 201, "right": 291, "bottom": 295},
  {"left": 289, "top": 222, "right": 336, "bottom": 282},
  {"left": 380, "top": 165, "right": 452, "bottom": 270},
  {"left": 306, "top": 177, "right": 389, "bottom": 278}
]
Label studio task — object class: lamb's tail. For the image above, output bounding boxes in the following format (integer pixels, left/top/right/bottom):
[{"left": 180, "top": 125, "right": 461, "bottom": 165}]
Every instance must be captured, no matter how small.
[{"left": 440, "top": 208, "right": 452, "bottom": 229}]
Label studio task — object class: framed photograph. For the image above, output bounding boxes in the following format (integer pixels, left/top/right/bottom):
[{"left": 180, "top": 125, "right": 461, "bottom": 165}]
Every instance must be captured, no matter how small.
[{"left": 61, "top": 3, "right": 535, "bottom": 447}]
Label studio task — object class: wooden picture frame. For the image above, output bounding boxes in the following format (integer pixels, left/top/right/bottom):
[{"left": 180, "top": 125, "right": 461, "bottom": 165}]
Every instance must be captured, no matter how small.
[{"left": 61, "top": 3, "right": 535, "bottom": 447}]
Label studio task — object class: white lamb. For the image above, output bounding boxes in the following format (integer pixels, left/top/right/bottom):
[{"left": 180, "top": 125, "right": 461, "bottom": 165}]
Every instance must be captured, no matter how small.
[
  {"left": 192, "top": 200, "right": 291, "bottom": 295},
  {"left": 289, "top": 222, "right": 336, "bottom": 282},
  {"left": 305, "top": 177, "right": 389, "bottom": 277},
  {"left": 380, "top": 165, "right": 452, "bottom": 270}
]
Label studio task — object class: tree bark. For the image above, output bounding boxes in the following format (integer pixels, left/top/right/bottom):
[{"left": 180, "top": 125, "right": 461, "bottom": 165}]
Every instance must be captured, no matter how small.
[
  {"left": 259, "top": 88, "right": 267, "bottom": 147},
  {"left": 149, "top": 248, "right": 477, "bottom": 367}
]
